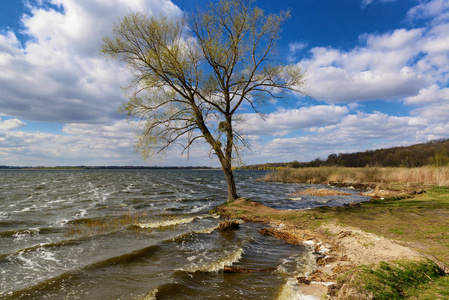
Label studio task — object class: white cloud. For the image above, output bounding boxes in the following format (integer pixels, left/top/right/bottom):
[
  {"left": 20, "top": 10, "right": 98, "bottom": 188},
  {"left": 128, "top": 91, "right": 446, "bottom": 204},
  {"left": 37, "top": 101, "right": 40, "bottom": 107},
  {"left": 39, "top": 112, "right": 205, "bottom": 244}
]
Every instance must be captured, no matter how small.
[
  {"left": 2, "top": 0, "right": 449, "bottom": 167},
  {"left": 0, "top": 118, "right": 217, "bottom": 166},
  {"left": 289, "top": 42, "right": 308, "bottom": 54},
  {"left": 361, "top": 0, "right": 396, "bottom": 8},
  {"left": 0, "top": 118, "right": 27, "bottom": 131},
  {"left": 405, "top": 84, "right": 449, "bottom": 105},
  {"left": 247, "top": 111, "right": 429, "bottom": 163},
  {"left": 412, "top": 101, "right": 449, "bottom": 122},
  {"left": 0, "top": 0, "right": 182, "bottom": 123},
  {"left": 298, "top": 28, "right": 430, "bottom": 103},
  {"left": 407, "top": 0, "right": 449, "bottom": 24},
  {"left": 239, "top": 105, "right": 349, "bottom": 136}
]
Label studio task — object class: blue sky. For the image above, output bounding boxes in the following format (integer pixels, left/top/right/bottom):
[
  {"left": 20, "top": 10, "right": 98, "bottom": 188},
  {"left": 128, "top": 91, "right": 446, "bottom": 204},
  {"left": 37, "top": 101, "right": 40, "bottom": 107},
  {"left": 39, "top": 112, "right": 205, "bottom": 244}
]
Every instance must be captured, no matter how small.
[{"left": 1, "top": 0, "right": 449, "bottom": 167}]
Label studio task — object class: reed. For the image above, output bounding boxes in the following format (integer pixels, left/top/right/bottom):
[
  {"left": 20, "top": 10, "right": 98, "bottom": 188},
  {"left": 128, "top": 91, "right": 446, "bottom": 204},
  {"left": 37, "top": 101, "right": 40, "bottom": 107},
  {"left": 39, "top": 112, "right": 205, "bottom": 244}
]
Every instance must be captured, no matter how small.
[
  {"left": 262, "top": 166, "right": 449, "bottom": 186},
  {"left": 217, "top": 219, "right": 240, "bottom": 231}
]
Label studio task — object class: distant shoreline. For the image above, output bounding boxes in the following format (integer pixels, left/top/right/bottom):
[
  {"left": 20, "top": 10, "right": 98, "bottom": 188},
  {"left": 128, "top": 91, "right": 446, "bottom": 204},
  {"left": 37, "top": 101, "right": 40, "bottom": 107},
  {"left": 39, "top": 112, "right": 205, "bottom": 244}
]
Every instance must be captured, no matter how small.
[{"left": 0, "top": 166, "right": 220, "bottom": 170}]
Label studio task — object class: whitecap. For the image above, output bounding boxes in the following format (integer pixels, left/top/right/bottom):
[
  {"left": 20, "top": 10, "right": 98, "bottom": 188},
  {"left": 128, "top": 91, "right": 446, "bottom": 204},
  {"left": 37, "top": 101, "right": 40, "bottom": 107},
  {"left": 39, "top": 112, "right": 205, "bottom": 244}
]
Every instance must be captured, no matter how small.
[
  {"left": 136, "top": 217, "right": 197, "bottom": 229},
  {"left": 276, "top": 277, "right": 320, "bottom": 300},
  {"left": 181, "top": 247, "right": 244, "bottom": 273},
  {"left": 12, "top": 228, "right": 40, "bottom": 241}
]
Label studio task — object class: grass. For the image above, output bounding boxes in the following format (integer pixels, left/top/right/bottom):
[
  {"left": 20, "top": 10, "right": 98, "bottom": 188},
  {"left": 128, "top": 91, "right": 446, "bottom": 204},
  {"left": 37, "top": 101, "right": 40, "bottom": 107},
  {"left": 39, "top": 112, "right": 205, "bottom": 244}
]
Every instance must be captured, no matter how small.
[
  {"left": 263, "top": 166, "right": 449, "bottom": 187},
  {"left": 337, "top": 259, "right": 445, "bottom": 299},
  {"left": 217, "top": 219, "right": 240, "bottom": 231},
  {"left": 407, "top": 276, "right": 449, "bottom": 299},
  {"left": 303, "top": 186, "right": 449, "bottom": 265}
]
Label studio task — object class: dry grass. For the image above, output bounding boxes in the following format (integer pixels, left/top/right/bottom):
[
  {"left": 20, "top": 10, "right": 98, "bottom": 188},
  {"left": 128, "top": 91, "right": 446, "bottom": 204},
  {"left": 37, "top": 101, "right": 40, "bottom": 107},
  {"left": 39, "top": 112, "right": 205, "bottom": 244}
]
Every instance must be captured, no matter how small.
[
  {"left": 263, "top": 166, "right": 449, "bottom": 187},
  {"left": 217, "top": 219, "right": 240, "bottom": 231},
  {"left": 292, "top": 188, "right": 351, "bottom": 196}
]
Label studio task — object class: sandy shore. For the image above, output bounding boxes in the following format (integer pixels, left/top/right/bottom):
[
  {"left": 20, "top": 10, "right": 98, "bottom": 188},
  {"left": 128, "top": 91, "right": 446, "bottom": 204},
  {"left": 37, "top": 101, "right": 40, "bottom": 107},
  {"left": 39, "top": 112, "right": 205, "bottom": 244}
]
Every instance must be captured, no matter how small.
[{"left": 215, "top": 198, "right": 428, "bottom": 299}]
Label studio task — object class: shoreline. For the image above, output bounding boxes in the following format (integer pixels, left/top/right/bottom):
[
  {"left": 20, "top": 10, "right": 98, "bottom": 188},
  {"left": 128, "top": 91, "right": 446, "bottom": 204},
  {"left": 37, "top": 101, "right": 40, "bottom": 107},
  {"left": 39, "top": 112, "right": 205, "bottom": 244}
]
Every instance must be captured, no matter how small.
[{"left": 213, "top": 190, "right": 449, "bottom": 299}]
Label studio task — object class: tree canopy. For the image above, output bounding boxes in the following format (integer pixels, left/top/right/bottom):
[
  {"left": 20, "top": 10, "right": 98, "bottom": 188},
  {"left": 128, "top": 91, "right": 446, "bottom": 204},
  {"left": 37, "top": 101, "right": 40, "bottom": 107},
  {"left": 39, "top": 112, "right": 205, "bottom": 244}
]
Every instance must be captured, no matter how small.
[{"left": 101, "top": 0, "right": 306, "bottom": 201}]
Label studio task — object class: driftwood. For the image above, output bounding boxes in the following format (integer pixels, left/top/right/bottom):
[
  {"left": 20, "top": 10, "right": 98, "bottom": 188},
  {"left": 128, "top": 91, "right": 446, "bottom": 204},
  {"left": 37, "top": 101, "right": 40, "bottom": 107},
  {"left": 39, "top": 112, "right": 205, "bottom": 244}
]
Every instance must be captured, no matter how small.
[{"left": 223, "top": 266, "right": 278, "bottom": 273}]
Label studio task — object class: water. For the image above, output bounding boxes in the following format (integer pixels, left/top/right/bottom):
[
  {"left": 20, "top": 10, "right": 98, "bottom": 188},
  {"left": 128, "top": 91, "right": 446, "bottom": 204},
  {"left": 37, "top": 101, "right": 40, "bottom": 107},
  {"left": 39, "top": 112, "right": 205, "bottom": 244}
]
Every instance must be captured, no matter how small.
[{"left": 0, "top": 169, "right": 369, "bottom": 299}]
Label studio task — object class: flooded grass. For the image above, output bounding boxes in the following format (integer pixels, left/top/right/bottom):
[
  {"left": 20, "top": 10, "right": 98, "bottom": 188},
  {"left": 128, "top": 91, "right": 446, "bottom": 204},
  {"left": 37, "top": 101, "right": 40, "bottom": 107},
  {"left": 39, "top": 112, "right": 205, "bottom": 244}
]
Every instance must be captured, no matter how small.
[
  {"left": 217, "top": 219, "right": 240, "bottom": 231},
  {"left": 65, "top": 210, "right": 180, "bottom": 237}
]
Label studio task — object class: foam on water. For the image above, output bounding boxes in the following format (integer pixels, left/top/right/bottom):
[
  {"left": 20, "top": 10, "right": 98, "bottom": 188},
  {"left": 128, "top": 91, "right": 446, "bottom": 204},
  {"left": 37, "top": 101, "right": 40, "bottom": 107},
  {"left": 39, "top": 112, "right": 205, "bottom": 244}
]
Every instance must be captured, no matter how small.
[
  {"left": 140, "top": 288, "right": 158, "bottom": 300},
  {"left": 136, "top": 216, "right": 198, "bottom": 229},
  {"left": 277, "top": 277, "right": 320, "bottom": 300},
  {"left": 12, "top": 228, "right": 40, "bottom": 241}
]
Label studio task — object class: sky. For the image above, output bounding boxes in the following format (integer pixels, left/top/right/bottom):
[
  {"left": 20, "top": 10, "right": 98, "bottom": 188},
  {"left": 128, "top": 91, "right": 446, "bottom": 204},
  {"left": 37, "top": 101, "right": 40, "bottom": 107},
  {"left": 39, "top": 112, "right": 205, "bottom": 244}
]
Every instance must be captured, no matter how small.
[{"left": 0, "top": 0, "right": 449, "bottom": 167}]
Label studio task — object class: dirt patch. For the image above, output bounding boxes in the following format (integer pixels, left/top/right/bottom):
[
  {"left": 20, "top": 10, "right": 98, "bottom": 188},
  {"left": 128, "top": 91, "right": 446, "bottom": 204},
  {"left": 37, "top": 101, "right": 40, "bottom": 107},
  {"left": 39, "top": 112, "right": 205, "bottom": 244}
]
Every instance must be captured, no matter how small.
[{"left": 319, "top": 222, "right": 423, "bottom": 266}]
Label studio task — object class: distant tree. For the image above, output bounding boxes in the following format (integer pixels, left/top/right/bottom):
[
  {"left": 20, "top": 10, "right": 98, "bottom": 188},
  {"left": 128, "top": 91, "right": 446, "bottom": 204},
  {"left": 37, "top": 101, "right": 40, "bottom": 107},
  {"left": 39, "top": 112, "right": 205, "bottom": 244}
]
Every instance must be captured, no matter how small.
[
  {"left": 289, "top": 160, "right": 301, "bottom": 168},
  {"left": 326, "top": 153, "right": 337, "bottom": 165},
  {"left": 430, "top": 149, "right": 449, "bottom": 166},
  {"left": 101, "top": 0, "right": 306, "bottom": 201}
]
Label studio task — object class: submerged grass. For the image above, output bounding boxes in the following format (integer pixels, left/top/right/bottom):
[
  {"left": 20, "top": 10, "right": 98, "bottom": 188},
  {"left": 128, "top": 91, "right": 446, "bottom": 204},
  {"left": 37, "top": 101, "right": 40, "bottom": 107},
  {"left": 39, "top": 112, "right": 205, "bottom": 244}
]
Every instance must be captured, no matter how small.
[
  {"left": 65, "top": 210, "right": 179, "bottom": 237},
  {"left": 217, "top": 219, "right": 240, "bottom": 231}
]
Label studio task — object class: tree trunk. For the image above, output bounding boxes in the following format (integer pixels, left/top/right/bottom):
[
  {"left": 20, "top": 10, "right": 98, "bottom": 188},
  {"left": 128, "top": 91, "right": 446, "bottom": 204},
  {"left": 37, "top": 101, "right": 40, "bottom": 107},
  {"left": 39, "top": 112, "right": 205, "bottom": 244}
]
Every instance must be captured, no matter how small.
[{"left": 222, "top": 163, "right": 238, "bottom": 202}]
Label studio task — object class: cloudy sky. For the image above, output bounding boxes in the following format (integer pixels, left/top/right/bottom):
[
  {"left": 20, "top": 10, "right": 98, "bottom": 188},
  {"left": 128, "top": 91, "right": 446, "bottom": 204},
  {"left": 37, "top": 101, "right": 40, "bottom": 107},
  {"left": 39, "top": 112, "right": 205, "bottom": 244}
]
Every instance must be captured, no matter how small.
[{"left": 1, "top": 0, "right": 448, "bottom": 167}]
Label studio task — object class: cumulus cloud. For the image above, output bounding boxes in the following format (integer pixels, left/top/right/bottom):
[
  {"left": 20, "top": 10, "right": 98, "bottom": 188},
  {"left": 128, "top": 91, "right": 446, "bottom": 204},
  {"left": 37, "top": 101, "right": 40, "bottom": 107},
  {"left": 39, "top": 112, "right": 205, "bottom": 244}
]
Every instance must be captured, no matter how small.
[
  {"left": 239, "top": 105, "right": 349, "bottom": 136},
  {"left": 405, "top": 84, "right": 449, "bottom": 105},
  {"left": 248, "top": 112, "right": 428, "bottom": 163},
  {"left": 2, "top": 0, "right": 449, "bottom": 166},
  {"left": 0, "top": 118, "right": 27, "bottom": 131},
  {"left": 0, "top": 118, "right": 217, "bottom": 166},
  {"left": 407, "top": 0, "right": 449, "bottom": 24},
  {"left": 0, "top": 0, "right": 182, "bottom": 123},
  {"left": 297, "top": 0, "right": 449, "bottom": 125},
  {"left": 298, "top": 28, "right": 429, "bottom": 103}
]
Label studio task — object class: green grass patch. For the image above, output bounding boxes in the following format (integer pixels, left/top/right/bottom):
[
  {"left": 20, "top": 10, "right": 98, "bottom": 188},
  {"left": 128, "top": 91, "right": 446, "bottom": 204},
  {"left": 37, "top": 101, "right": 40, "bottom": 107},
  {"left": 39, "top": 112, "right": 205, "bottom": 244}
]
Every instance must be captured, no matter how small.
[
  {"left": 407, "top": 275, "right": 449, "bottom": 299},
  {"left": 342, "top": 259, "right": 445, "bottom": 299},
  {"left": 300, "top": 186, "right": 449, "bottom": 265}
]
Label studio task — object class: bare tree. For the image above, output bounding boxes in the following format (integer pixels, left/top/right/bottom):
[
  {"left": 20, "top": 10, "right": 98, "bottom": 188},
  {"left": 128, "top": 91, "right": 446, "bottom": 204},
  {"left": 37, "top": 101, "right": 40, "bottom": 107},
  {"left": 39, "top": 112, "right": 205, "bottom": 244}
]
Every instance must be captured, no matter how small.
[{"left": 101, "top": 0, "right": 306, "bottom": 201}]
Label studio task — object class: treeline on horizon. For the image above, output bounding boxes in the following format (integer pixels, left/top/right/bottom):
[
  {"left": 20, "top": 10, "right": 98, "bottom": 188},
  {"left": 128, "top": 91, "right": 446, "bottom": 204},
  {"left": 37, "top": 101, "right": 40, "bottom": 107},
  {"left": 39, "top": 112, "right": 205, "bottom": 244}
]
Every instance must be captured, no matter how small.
[{"left": 240, "top": 138, "right": 449, "bottom": 170}]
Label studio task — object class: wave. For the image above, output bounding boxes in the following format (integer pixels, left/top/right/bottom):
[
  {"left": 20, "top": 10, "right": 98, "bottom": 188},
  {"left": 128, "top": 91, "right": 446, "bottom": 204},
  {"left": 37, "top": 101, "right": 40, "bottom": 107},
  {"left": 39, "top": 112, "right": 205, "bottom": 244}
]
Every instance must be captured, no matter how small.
[
  {"left": 0, "top": 227, "right": 42, "bottom": 238},
  {"left": 2, "top": 224, "right": 219, "bottom": 297},
  {"left": 277, "top": 278, "right": 312, "bottom": 300},
  {"left": 277, "top": 245, "right": 316, "bottom": 278},
  {"left": 133, "top": 215, "right": 217, "bottom": 229},
  {"left": 179, "top": 247, "right": 245, "bottom": 273},
  {"left": 3, "top": 243, "right": 162, "bottom": 298},
  {"left": 139, "top": 288, "right": 158, "bottom": 300}
]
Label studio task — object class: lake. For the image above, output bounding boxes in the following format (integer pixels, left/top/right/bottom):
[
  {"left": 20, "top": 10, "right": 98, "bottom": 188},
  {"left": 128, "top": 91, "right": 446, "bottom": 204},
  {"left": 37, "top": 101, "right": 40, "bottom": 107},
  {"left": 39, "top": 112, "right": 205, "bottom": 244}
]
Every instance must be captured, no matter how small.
[{"left": 0, "top": 169, "right": 368, "bottom": 299}]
